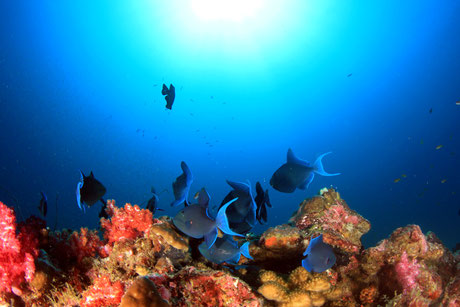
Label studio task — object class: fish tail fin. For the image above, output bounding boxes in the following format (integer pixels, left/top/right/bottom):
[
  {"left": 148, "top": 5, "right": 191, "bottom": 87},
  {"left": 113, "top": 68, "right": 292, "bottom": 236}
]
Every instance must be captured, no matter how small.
[
  {"left": 240, "top": 242, "right": 253, "bottom": 260},
  {"left": 313, "top": 152, "right": 341, "bottom": 176},
  {"left": 216, "top": 198, "right": 244, "bottom": 237},
  {"left": 302, "top": 258, "right": 314, "bottom": 272}
]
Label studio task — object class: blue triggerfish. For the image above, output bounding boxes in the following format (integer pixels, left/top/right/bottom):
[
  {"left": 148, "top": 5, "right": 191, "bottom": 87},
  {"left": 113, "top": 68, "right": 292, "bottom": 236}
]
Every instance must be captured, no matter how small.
[
  {"left": 270, "top": 149, "right": 340, "bottom": 193},
  {"left": 161, "top": 83, "right": 175, "bottom": 110},
  {"left": 218, "top": 180, "right": 257, "bottom": 234},
  {"left": 173, "top": 188, "right": 243, "bottom": 248},
  {"left": 171, "top": 161, "right": 193, "bottom": 207},
  {"left": 254, "top": 181, "right": 271, "bottom": 224},
  {"left": 76, "top": 171, "right": 107, "bottom": 211},
  {"left": 146, "top": 187, "right": 164, "bottom": 215},
  {"left": 38, "top": 191, "right": 47, "bottom": 217},
  {"left": 198, "top": 235, "right": 253, "bottom": 264},
  {"left": 302, "top": 234, "right": 336, "bottom": 273}
]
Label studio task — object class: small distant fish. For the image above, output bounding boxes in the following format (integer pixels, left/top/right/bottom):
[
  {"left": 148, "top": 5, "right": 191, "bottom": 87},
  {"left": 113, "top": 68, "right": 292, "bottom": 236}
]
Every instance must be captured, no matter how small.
[
  {"left": 270, "top": 149, "right": 340, "bottom": 193},
  {"left": 420, "top": 139, "right": 424, "bottom": 145},
  {"left": 347, "top": 73, "right": 352, "bottom": 77},
  {"left": 441, "top": 179, "right": 447, "bottom": 183},
  {"left": 254, "top": 182, "right": 272, "bottom": 224},
  {"left": 436, "top": 145, "right": 443, "bottom": 150},
  {"left": 302, "top": 234, "right": 336, "bottom": 273},
  {"left": 76, "top": 171, "right": 107, "bottom": 212},
  {"left": 161, "top": 84, "right": 176, "bottom": 110},
  {"left": 199, "top": 235, "right": 252, "bottom": 264},
  {"left": 429, "top": 108, "right": 433, "bottom": 114},
  {"left": 456, "top": 101, "right": 460, "bottom": 106},
  {"left": 193, "top": 191, "right": 200, "bottom": 199},
  {"left": 171, "top": 161, "right": 193, "bottom": 207},
  {"left": 146, "top": 187, "right": 164, "bottom": 215},
  {"left": 401, "top": 174, "right": 407, "bottom": 178},
  {"left": 394, "top": 178, "right": 401, "bottom": 183},
  {"left": 173, "top": 188, "right": 243, "bottom": 248},
  {"left": 38, "top": 191, "right": 47, "bottom": 217}
]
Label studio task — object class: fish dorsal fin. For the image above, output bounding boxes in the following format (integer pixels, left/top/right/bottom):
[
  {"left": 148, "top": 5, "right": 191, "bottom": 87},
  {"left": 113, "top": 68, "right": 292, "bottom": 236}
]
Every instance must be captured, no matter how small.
[
  {"left": 287, "top": 148, "right": 310, "bottom": 167},
  {"left": 226, "top": 180, "right": 250, "bottom": 195},
  {"left": 89, "top": 171, "right": 95, "bottom": 178},
  {"left": 161, "top": 84, "right": 168, "bottom": 95},
  {"left": 151, "top": 187, "right": 156, "bottom": 194},
  {"left": 198, "top": 188, "right": 210, "bottom": 208},
  {"left": 181, "top": 161, "right": 193, "bottom": 181},
  {"left": 304, "top": 234, "right": 322, "bottom": 256}
]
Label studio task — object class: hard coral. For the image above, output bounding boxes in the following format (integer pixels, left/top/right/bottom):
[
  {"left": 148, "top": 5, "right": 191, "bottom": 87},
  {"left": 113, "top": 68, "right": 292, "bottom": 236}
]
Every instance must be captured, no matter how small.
[
  {"left": 151, "top": 266, "right": 262, "bottom": 306},
  {"left": 289, "top": 188, "right": 370, "bottom": 254},
  {"left": 0, "top": 201, "right": 38, "bottom": 297},
  {"left": 250, "top": 224, "right": 306, "bottom": 269},
  {"left": 100, "top": 199, "right": 153, "bottom": 245},
  {"left": 80, "top": 275, "right": 124, "bottom": 307},
  {"left": 120, "top": 276, "right": 170, "bottom": 307},
  {"left": 257, "top": 267, "right": 338, "bottom": 307}
]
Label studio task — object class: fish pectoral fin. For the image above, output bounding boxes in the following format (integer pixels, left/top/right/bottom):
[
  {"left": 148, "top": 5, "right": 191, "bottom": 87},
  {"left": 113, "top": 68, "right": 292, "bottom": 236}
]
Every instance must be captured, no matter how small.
[
  {"left": 204, "top": 228, "right": 218, "bottom": 249},
  {"left": 240, "top": 242, "right": 253, "bottom": 260},
  {"left": 298, "top": 173, "right": 314, "bottom": 190}
]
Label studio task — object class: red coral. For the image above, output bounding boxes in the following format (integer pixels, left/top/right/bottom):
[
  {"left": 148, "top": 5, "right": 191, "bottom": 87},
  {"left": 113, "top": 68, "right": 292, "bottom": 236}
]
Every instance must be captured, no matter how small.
[
  {"left": 100, "top": 200, "right": 153, "bottom": 245},
  {"left": 0, "top": 201, "right": 39, "bottom": 294},
  {"left": 80, "top": 275, "right": 124, "bottom": 307},
  {"left": 69, "top": 228, "right": 103, "bottom": 264}
]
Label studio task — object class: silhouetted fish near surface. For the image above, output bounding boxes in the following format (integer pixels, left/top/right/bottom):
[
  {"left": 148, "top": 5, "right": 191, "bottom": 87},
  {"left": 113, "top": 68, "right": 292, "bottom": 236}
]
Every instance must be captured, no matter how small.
[
  {"left": 76, "top": 171, "right": 107, "bottom": 211},
  {"left": 255, "top": 182, "right": 271, "bottom": 224},
  {"left": 173, "top": 188, "right": 243, "bottom": 248},
  {"left": 146, "top": 187, "right": 165, "bottom": 215},
  {"left": 347, "top": 73, "right": 352, "bottom": 77},
  {"left": 219, "top": 180, "right": 257, "bottom": 234},
  {"left": 198, "top": 235, "right": 252, "bottom": 264},
  {"left": 302, "top": 234, "right": 336, "bottom": 273},
  {"left": 171, "top": 161, "right": 193, "bottom": 207},
  {"left": 161, "top": 83, "right": 175, "bottom": 110},
  {"left": 270, "top": 149, "right": 340, "bottom": 193},
  {"left": 38, "top": 191, "right": 47, "bottom": 217}
]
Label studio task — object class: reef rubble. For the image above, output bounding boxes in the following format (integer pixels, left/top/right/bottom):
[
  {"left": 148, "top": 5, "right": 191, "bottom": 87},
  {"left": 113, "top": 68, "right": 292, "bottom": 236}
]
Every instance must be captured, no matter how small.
[{"left": 0, "top": 188, "right": 458, "bottom": 306}]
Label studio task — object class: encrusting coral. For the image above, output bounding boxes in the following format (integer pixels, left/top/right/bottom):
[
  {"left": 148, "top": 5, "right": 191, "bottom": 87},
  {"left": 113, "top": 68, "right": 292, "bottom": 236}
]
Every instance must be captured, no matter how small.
[
  {"left": 0, "top": 188, "right": 458, "bottom": 306},
  {"left": 289, "top": 188, "right": 370, "bottom": 254},
  {"left": 257, "top": 267, "right": 342, "bottom": 307}
]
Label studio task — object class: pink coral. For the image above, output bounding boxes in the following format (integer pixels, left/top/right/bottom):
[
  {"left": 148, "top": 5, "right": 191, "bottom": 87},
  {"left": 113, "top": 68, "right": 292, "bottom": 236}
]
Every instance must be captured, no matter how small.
[
  {"left": 100, "top": 200, "right": 153, "bottom": 245},
  {"left": 395, "top": 251, "right": 419, "bottom": 292},
  {"left": 0, "top": 201, "right": 38, "bottom": 295},
  {"left": 80, "top": 275, "right": 125, "bottom": 307}
]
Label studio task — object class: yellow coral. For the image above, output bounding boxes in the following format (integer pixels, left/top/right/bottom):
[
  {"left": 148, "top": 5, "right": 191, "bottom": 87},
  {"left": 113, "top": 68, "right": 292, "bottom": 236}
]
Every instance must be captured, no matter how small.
[
  {"left": 258, "top": 268, "right": 335, "bottom": 307},
  {"left": 258, "top": 281, "right": 289, "bottom": 302},
  {"left": 282, "top": 290, "right": 312, "bottom": 307},
  {"left": 304, "top": 276, "right": 331, "bottom": 292},
  {"left": 289, "top": 267, "right": 312, "bottom": 286}
]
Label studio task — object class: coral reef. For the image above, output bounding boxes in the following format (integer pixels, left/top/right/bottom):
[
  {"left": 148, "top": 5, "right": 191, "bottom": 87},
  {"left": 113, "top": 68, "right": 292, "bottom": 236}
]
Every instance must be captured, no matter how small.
[
  {"left": 289, "top": 188, "right": 370, "bottom": 254},
  {"left": 0, "top": 188, "right": 458, "bottom": 306}
]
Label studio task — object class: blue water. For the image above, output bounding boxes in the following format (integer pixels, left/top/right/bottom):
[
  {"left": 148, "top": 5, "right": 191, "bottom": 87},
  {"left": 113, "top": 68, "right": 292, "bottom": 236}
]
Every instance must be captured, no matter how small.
[{"left": 1, "top": 1, "right": 459, "bottom": 249}]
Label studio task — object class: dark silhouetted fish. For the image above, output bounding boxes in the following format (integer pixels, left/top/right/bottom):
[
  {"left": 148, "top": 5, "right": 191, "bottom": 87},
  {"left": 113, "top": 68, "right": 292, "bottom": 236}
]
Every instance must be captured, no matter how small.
[
  {"left": 198, "top": 235, "right": 252, "bottom": 264},
  {"left": 146, "top": 187, "right": 164, "bottom": 215},
  {"left": 255, "top": 182, "right": 271, "bottom": 224},
  {"left": 270, "top": 149, "right": 340, "bottom": 193},
  {"left": 171, "top": 161, "right": 193, "bottom": 207},
  {"left": 173, "top": 188, "right": 243, "bottom": 248},
  {"left": 76, "top": 171, "right": 107, "bottom": 211},
  {"left": 347, "top": 73, "right": 352, "bottom": 77},
  {"left": 38, "top": 191, "right": 47, "bottom": 217},
  {"left": 302, "top": 234, "right": 336, "bottom": 273},
  {"left": 218, "top": 180, "right": 256, "bottom": 234},
  {"left": 161, "top": 83, "right": 175, "bottom": 110},
  {"left": 429, "top": 108, "right": 433, "bottom": 114}
]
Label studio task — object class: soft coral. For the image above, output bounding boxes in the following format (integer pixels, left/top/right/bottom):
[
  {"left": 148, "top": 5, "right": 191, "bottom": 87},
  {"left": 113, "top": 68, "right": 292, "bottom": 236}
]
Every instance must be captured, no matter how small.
[{"left": 0, "top": 201, "right": 39, "bottom": 295}]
